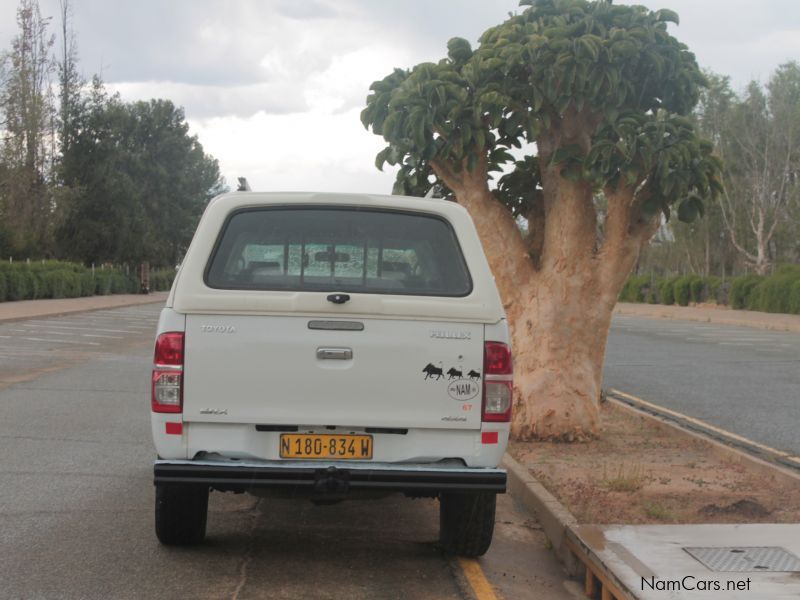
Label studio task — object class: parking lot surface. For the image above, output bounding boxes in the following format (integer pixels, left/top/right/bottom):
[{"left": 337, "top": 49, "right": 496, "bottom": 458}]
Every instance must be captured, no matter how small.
[{"left": 0, "top": 303, "right": 573, "bottom": 599}]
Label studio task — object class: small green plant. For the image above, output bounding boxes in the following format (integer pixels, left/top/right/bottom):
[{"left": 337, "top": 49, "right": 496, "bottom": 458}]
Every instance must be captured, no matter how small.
[
  {"left": 643, "top": 501, "right": 674, "bottom": 521},
  {"left": 601, "top": 463, "right": 648, "bottom": 493}
]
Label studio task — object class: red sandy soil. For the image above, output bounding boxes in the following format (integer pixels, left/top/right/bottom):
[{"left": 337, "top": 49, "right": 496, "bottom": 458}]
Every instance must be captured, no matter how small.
[{"left": 509, "top": 401, "right": 800, "bottom": 525}]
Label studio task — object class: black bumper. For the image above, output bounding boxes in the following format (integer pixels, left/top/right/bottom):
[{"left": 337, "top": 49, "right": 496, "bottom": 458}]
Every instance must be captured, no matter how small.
[{"left": 154, "top": 460, "right": 506, "bottom": 494}]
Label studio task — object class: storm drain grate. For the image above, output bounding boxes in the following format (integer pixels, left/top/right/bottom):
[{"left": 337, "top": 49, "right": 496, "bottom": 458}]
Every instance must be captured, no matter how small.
[{"left": 684, "top": 547, "right": 800, "bottom": 572}]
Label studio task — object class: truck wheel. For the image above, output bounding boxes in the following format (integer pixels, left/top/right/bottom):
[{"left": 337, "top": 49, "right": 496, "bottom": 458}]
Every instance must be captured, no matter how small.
[
  {"left": 439, "top": 492, "right": 496, "bottom": 557},
  {"left": 155, "top": 484, "right": 208, "bottom": 545}
]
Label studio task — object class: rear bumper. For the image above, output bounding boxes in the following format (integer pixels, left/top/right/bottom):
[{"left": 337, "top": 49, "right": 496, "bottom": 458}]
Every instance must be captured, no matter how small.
[{"left": 154, "top": 458, "right": 506, "bottom": 494}]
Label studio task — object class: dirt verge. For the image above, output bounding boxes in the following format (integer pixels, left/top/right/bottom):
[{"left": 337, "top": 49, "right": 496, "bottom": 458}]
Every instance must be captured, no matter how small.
[{"left": 509, "top": 400, "right": 800, "bottom": 525}]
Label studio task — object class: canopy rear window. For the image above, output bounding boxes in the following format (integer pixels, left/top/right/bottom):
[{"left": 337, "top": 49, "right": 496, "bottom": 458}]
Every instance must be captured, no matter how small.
[{"left": 204, "top": 207, "right": 472, "bottom": 297}]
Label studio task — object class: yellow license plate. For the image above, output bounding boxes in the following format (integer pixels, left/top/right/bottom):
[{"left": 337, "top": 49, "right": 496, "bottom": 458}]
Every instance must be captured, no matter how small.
[{"left": 279, "top": 434, "right": 373, "bottom": 459}]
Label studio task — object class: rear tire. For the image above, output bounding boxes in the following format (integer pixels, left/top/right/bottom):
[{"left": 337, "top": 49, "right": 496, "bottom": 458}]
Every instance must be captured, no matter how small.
[
  {"left": 155, "top": 484, "right": 209, "bottom": 545},
  {"left": 439, "top": 492, "right": 496, "bottom": 557}
]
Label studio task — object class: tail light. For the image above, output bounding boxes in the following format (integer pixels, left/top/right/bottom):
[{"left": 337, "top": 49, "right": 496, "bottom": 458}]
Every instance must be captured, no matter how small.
[
  {"left": 482, "top": 341, "right": 513, "bottom": 422},
  {"left": 152, "top": 332, "right": 184, "bottom": 413}
]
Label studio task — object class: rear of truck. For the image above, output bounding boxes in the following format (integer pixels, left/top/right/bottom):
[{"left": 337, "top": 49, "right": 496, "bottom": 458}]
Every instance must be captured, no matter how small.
[{"left": 150, "top": 192, "right": 512, "bottom": 556}]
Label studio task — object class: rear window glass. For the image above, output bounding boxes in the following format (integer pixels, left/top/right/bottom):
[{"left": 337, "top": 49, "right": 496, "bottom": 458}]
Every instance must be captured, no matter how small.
[{"left": 204, "top": 208, "right": 472, "bottom": 296}]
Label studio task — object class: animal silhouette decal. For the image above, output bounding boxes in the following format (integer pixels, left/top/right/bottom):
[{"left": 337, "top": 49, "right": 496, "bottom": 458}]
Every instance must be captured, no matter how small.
[
  {"left": 422, "top": 363, "right": 444, "bottom": 380},
  {"left": 422, "top": 363, "right": 481, "bottom": 386},
  {"left": 446, "top": 367, "right": 462, "bottom": 380}
]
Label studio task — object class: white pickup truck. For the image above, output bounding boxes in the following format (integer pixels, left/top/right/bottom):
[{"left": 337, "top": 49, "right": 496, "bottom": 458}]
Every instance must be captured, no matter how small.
[{"left": 151, "top": 192, "right": 512, "bottom": 556}]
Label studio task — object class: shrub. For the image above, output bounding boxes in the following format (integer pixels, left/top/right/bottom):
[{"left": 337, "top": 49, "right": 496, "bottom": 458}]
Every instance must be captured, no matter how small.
[
  {"left": 619, "top": 275, "right": 650, "bottom": 303},
  {"left": 150, "top": 269, "right": 177, "bottom": 292},
  {"left": 79, "top": 272, "right": 95, "bottom": 297},
  {"left": 673, "top": 276, "right": 692, "bottom": 306},
  {"left": 789, "top": 280, "right": 800, "bottom": 315},
  {"left": 689, "top": 275, "right": 706, "bottom": 303},
  {"left": 44, "top": 270, "right": 80, "bottom": 298},
  {"left": 706, "top": 276, "right": 722, "bottom": 304},
  {"left": 0, "top": 272, "right": 6, "bottom": 302},
  {"left": 730, "top": 275, "right": 763, "bottom": 310},
  {"left": 21, "top": 269, "right": 39, "bottom": 299},
  {"left": 109, "top": 271, "right": 137, "bottom": 294},
  {"left": 94, "top": 272, "right": 113, "bottom": 295},
  {"left": 716, "top": 280, "right": 731, "bottom": 305},
  {"left": 4, "top": 268, "right": 26, "bottom": 301},
  {"left": 752, "top": 272, "right": 800, "bottom": 314},
  {"left": 659, "top": 276, "right": 680, "bottom": 305}
]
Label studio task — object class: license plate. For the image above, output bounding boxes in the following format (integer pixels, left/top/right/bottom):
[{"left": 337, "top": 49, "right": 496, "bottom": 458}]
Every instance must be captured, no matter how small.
[{"left": 279, "top": 434, "right": 373, "bottom": 459}]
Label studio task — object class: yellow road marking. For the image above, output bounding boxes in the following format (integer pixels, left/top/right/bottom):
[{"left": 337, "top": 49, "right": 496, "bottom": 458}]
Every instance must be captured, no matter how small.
[
  {"left": 609, "top": 388, "right": 796, "bottom": 459},
  {"left": 458, "top": 558, "right": 500, "bottom": 600}
]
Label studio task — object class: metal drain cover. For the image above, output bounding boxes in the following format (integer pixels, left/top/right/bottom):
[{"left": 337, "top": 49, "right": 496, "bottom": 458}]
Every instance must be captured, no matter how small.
[{"left": 684, "top": 547, "right": 800, "bottom": 572}]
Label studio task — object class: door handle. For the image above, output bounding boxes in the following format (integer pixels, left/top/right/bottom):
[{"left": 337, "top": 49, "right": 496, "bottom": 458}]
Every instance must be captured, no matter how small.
[{"left": 316, "top": 347, "right": 353, "bottom": 360}]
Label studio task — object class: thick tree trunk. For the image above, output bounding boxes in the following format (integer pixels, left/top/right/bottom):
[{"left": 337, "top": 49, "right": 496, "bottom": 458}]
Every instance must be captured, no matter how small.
[
  {"left": 510, "top": 262, "right": 609, "bottom": 439},
  {"left": 431, "top": 156, "right": 653, "bottom": 441}
]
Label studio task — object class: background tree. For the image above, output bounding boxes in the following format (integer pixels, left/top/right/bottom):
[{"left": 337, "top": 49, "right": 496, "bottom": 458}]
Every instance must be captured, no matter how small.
[
  {"left": 0, "top": 0, "right": 55, "bottom": 254},
  {"left": 56, "top": 0, "right": 81, "bottom": 160},
  {"left": 717, "top": 63, "right": 800, "bottom": 275},
  {"left": 56, "top": 80, "right": 222, "bottom": 266},
  {"left": 362, "top": 0, "right": 721, "bottom": 439}
]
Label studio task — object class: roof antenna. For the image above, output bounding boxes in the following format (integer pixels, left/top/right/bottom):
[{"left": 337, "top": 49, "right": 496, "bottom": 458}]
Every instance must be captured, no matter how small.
[{"left": 237, "top": 177, "right": 251, "bottom": 192}]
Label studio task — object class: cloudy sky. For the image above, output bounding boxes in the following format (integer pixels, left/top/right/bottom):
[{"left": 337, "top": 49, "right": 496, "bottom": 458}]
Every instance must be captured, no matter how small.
[{"left": 1, "top": 0, "right": 798, "bottom": 194}]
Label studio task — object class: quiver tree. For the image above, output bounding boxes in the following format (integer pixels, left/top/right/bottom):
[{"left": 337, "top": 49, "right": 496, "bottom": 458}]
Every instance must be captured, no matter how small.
[{"left": 361, "top": 0, "right": 722, "bottom": 440}]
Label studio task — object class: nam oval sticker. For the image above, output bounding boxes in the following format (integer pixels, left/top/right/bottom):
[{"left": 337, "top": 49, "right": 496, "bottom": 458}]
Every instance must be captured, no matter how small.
[{"left": 447, "top": 379, "right": 480, "bottom": 401}]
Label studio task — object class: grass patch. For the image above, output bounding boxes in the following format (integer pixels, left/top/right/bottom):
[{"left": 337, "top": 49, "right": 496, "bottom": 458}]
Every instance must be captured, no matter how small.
[
  {"left": 601, "top": 463, "right": 648, "bottom": 493},
  {"left": 643, "top": 501, "right": 674, "bottom": 521}
]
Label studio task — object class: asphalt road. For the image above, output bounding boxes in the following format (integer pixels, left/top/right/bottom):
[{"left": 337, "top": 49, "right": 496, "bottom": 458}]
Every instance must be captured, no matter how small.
[
  {"left": 605, "top": 314, "right": 800, "bottom": 456},
  {"left": 0, "top": 304, "right": 573, "bottom": 600}
]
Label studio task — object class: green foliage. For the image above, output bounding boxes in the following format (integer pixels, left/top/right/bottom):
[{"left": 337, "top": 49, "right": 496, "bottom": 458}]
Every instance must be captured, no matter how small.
[
  {"left": 659, "top": 276, "right": 680, "bottom": 305},
  {"left": 55, "top": 79, "right": 224, "bottom": 267},
  {"left": 748, "top": 267, "right": 800, "bottom": 314},
  {"left": 673, "top": 276, "right": 691, "bottom": 306},
  {"left": 688, "top": 275, "right": 705, "bottom": 303},
  {"left": 0, "top": 261, "right": 141, "bottom": 302},
  {"left": 362, "top": 0, "right": 720, "bottom": 223},
  {"left": 42, "top": 270, "right": 80, "bottom": 299},
  {"left": 622, "top": 269, "right": 800, "bottom": 314},
  {"left": 789, "top": 281, "right": 800, "bottom": 315},
  {"left": 150, "top": 269, "right": 177, "bottom": 291},
  {"left": 730, "top": 275, "right": 763, "bottom": 310},
  {"left": 619, "top": 275, "right": 650, "bottom": 303}
]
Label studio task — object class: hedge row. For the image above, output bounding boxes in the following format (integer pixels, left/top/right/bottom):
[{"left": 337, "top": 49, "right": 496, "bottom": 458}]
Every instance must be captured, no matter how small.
[
  {"left": 620, "top": 265, "right": 800, "bottom": 315},
  {"left": 149, "top": 269, "right": 176, "bottom": 292},
  {"left": 0, "top": 261, "right": 140, "bottom": 302}
]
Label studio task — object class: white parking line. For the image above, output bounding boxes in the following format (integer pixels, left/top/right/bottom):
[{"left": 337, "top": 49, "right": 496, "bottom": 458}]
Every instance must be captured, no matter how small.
[
  {"left": 22, "top": 323, "right": 136, "bottom": 334},
  {"left": 16, "top": 336, "right": 99, "bottom": 346},
  {"left": 81, "top": 333, "right": 123, "bottom": 339}
]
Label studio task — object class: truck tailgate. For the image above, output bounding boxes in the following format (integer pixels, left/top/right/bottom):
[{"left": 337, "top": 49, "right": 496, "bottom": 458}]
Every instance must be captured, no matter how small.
[{"left": 183, "top": 314, "right": 484, "bottom": 430}]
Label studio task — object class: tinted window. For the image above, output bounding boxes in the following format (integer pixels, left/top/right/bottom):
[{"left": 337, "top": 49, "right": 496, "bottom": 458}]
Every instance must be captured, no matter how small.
[{"left": 205, "top": 208, "right": 472, "bottom": 296}]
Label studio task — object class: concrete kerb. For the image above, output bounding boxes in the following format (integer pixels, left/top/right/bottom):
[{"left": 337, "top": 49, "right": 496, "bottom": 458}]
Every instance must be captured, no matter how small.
[
  {"left": 614, "top": 302, "right": 800, "bottom": 334},
  {"left": 502, "top": 453, "right": 580, "bottom": 576},
  {"left": 0, "top": 292, "right": 169, "bottom": 324},
  {"left": 503, "top": 395, "right": 800, "bottom": 599}
]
